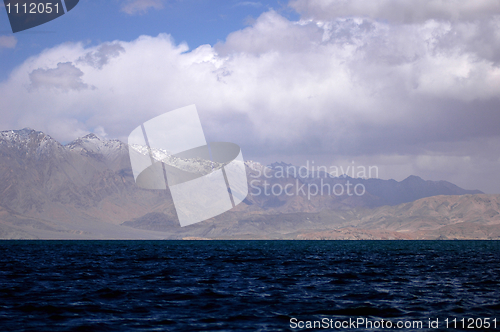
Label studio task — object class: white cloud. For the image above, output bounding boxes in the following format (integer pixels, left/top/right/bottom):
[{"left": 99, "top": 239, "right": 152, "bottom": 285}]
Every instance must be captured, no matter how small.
[
  {"left": 121, "top": 0, "right": 164, "bottom": 15},
  {"left": 234, "top": 2, "right": 263, "bottom": 8},
  {"left": 93, "top": 125, "right": 108, "bottom": 138},
  {"left": 215, "top": 10, "right": 323, "bottom": 55},
  {"left": 289, "top": 0, "right": 500, "bottom": 23},
  {"left": 0, "top": 36, "right": 17, "bottom": 49},
  {"left": 1, "top": 8, "right": 500, "bottom": 192}
]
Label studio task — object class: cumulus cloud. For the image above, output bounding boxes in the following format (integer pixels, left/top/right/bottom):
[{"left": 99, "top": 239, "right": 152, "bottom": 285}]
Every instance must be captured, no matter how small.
[
  {"left": 215, "top": 10, "right": 323, "bottom": 55},
  {"left": 29, "top": 62, "right": 89, "bottom": 91},
  {"left": 121, "top": 0, "right": 164, "bottom": 15},
  {"left": 1, "top": 6, "right": 500, "bottom": 192},
  {"left": 0, "top": 36, "right": 17, "bottom": 49},
  {"left": 289, "top": 0, "right": 500, "bottom": 23}
]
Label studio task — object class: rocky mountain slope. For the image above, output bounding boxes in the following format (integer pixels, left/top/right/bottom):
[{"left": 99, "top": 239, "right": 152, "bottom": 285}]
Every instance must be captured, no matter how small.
[{"left": 0, "top": 128, "right": 495, "bottom": 239}]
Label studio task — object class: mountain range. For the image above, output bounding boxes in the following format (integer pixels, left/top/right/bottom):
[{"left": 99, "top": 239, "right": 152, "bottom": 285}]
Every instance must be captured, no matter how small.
[{"left": 0, "top": 128, "right": 497, "bottom": 240}]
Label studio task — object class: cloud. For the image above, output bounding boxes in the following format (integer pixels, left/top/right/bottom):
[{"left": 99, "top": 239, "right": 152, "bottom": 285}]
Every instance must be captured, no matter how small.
[
  {"left": 29, "top": 62, "right": 89, "bottom": 91},
  {"left": 0, "top": 36, "right": 17, "bottom": 49},
  {"left": 121, "top": 0, "right": 164, "bottom": 15},
  {"left": 289, "top": 0, "right": 500, "bottom": 23},
  {"left": 215, "top": 10, "right": 323, "bottom": 55},
  {"left": 234, "top": 2, "right": 263, "bottom": 8},
  {"left": 1, "top": 7, "right": 500, "bottom": 192},
  {"left": 77, "top": 43, "right": 125, "bottom": 69},
  {"left": 93, "top": 125, "right": 108, "bottom": 138}
]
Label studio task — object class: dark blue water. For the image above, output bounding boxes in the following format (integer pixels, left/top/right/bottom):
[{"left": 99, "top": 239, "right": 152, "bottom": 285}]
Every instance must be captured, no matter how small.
[{"left": 0, "top": 241, "right": 499, "bottom": 331}]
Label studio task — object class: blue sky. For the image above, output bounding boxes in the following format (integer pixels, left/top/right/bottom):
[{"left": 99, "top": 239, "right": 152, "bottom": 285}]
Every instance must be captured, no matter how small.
[{"left": 1, "top": 0, "right": 500, "bottom": 193}]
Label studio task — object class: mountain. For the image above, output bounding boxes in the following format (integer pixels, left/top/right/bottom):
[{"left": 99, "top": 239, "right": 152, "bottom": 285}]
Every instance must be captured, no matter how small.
[
  {"left": 0, "top": 128, "right": 494, "bottom": 239},
  {"left": 243, "top": 161, "right": 481, "bottom": 212},
  {"left": 119, "top": 194, "right": 500, "bottom": 240},
  {"left": 297, "top": 194, "right": 500, "bottom": 240},
  {"left": 0, "top": 128, "right": 172, "bottom": 238}
]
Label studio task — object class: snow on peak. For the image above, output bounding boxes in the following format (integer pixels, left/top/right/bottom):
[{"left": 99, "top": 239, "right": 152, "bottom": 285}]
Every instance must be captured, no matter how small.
[
  {"left": 82, "top": 133, "right": 100, "bottom": 140},
  {"left": 129, "top": 144, "right": 224, "bottom": 174},
  {"left": 66, "top": 133, "right": 125, "bottom": 156},
  {"left": 0, "top": 128, "right": 41, "bottom": 141},
  {"left": 0, "top": 128, "right": 64, "bottom": 155}
]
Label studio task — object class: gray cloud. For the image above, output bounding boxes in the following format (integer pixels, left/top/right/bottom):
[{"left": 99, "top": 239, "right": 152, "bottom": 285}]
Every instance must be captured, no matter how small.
[
  {"left": 289, "top": 0, "right": 500, "bottom": 23},
  {"left": 435, "top": 18, "right": 500, "bottom": 64},
  {"left": 78, "top": 43, "right": 125, "bottom": 69},
  {"left": 29, "top": 62, "right": 89, "bottom": 91}
]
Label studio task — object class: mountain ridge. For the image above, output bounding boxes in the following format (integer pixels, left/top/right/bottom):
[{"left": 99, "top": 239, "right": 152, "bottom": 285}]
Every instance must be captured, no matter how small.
[{"left": 0, "top": 128, "right": 493, "bottom": 239}]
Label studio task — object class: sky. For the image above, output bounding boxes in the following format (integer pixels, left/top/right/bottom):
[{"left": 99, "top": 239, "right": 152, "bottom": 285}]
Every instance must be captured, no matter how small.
[{"left": 1, "top": 0, "right": 500, "bottom": 193}]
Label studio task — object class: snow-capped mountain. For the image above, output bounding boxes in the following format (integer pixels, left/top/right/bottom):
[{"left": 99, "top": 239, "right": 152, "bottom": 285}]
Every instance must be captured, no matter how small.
[
  {"left": 67, "top": 133, "right": 125, "bottom": 156},
  {"left": 128, "top": 143, "right": 224, "bottom": 175},
  {"left": 0, "top": 128, "right": 65, "bottom": 157}
]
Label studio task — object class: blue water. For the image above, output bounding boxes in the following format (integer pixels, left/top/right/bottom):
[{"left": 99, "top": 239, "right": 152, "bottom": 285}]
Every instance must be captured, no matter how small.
[{"left": 0, "top": 240, "right": 499, "bottom": 331}]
